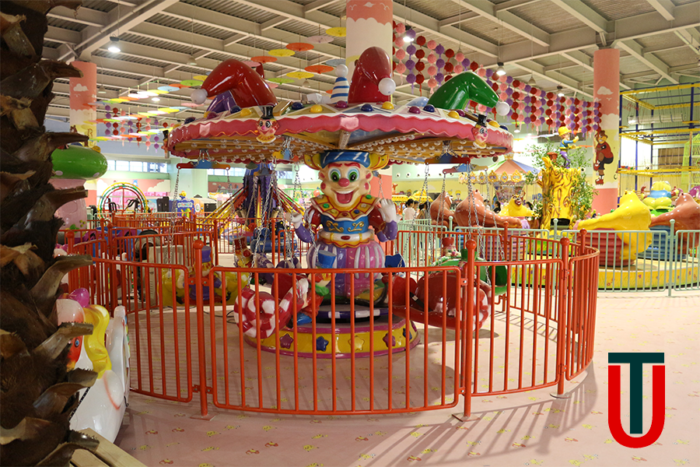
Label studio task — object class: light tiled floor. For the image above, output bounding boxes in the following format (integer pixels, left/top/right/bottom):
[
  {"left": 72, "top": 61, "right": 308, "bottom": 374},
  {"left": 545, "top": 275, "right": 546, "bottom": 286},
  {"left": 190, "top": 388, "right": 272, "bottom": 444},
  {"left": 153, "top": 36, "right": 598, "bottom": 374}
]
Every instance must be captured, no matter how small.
[{"left": 115, "top": 293, "right": 700, "bottom": 467}]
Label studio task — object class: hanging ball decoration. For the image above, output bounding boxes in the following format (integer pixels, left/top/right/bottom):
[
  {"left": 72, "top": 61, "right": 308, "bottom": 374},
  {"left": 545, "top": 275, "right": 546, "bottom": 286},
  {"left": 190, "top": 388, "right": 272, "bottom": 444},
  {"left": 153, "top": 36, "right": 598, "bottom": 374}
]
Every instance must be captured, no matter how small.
[
  {"left": 406, "top": 44, "right": 416, "bottom": 55},
  {"left": 427, "top": 65, "right": 437, "bottom": 76},
  {"left": 163, "top": 122, "right": 168, "bottom": 127},
  {"left": 477, "top": 68, "right": 486, "bottom": 77},
  {"left": 416, "top": 35, "right": 426, "bottom": 46},
  {"left": 395, "top": 62, "right": 407, "bottom": 74},
  {"left": 427, "top": 53, "right": 436, "bottom": 64},
  {"left": 154, "top": 136, "right": 160, "bottom": 142},
  {"left": 154, "top": 143, "right": 160, "bottom": 150},
  {"left": 415, "top": 61, "right": 425, "bottom": 71},
  {"left": 406, "top": 73, "right": 416, "bottom": 84},
  {"left": 436, "top": 58, "right": 445, "bottom": 68},
  {"left": 395, "top": 23, "right": 406, "bottom": 34},
  {"left": 105, "top": 105, "right": 111, "bottom": 111},
  {"left": 416, "top": 74, "right": 425, "bottom": 85},
  {"left": 415, "top": 49, "right": 425, "bottom": 59},
  {"left": 435, "top": 44, "right": 444, "bottom": 55},
  {"left": 426, "top": 40, "right": 437, "bottom": 50},
  {"left": 104, "top": 129, "right": 110, "bottom": 136},
  {"left": 436, "top": 72, "right": 444, "bottom": 84},
  {"left": 454, "top": 64, "right": 464, "bottom": 73},
  {"left": 455, "top": 52, "right": 465, "bottom": 62},
  {"left": 445, "top": 48, "right": 455, "bottom": 59},
  {"left": 406, "top": 59, "right": 416, "bottom": 70},
  {"left": 496, "top": 101, "right": 510, "bottom": 116},
  {"left": 112, "top": 129, "right": 118, "bottom": 135},
  {"left": 444, "top": 62, "right": 454, "bottom": 73},
  {"left": 428, "top": 78, "right": 438, "bottom": 89},
  {"left": 105, "top": 113, "right": 112, "bottom": 119},
  {"left": 470, "top": 61, "right": 479, "bottom": 71},
  {"left": 396, "top": 49, "right": 406, "bottom": 60}
]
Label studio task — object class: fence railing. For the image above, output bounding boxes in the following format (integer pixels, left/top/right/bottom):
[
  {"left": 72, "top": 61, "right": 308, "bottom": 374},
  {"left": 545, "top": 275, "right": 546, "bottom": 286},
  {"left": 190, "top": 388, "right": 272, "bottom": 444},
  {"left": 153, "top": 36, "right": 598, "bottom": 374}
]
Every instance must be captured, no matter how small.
[{"left": 69, "top": 231, "right": 599, "bottom": 420}]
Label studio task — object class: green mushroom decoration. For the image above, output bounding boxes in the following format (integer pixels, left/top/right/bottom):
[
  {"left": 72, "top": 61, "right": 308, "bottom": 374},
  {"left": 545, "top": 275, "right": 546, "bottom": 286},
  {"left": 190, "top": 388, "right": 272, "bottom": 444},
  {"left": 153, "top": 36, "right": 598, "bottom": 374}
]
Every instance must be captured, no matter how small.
[
  {"left": 51, "top": 145, "right": 108, "bottom": 229},
  {"left": 51, "top": 145, "right": 108, "bottom": 179}
]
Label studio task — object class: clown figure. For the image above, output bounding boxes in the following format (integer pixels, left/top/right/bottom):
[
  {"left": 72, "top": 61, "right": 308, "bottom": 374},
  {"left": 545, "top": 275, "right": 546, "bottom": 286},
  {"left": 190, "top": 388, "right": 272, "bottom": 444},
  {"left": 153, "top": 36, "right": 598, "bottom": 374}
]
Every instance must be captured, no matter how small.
[{"left": 292, "top": 151, "right": 398, "bottom": 301}]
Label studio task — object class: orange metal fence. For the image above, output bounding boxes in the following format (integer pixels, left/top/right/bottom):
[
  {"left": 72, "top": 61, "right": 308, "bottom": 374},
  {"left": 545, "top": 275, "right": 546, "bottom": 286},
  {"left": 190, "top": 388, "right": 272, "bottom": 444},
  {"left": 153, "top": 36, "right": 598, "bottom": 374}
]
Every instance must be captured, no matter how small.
[{"left": 69, "top": 228, "right": 599, "bottom": 418}]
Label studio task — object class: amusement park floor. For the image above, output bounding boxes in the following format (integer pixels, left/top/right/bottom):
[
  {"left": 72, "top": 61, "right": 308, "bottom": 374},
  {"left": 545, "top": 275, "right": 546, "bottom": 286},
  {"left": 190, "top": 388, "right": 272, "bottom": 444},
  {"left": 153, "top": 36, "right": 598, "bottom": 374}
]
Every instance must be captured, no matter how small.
[{"left": 114, "top": 292, "right": 700, "bottom": 467}]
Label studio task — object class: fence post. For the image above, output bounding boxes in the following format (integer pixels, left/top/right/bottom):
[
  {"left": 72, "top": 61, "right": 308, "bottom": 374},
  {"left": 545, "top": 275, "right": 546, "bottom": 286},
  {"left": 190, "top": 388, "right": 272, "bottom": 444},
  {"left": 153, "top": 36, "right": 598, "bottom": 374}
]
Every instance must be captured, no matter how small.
[
  {"left": 554, "top": 237, "right": 570, "bottom": 397},
  {"left": 192, "top": 240, "right": 211, "bottom": 418},
  {"left": 449, "top": 216, "right": 453, "bottom": 232},
  {"left": 668, "top": 219, "right": 676, "bottom": 296},
  {"left": 461, "top": 239, "right": 477, "bottom": 418},
  {"left": 213, "top": 220, "right": 219, "bottom": 266},
  {"left": 552, "top": 218, "right": 559, "bottom": 239},
  {"left": 578, "top": 229, "right": 587, "bottom": 257}
]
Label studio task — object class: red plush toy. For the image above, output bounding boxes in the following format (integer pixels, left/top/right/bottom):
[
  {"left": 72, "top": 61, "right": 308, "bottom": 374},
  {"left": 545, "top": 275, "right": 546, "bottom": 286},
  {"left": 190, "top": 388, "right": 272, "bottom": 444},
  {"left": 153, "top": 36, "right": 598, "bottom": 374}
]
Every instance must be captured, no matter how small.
[{"left": 239, "top": 278, "right": 313, "bottom": 339}]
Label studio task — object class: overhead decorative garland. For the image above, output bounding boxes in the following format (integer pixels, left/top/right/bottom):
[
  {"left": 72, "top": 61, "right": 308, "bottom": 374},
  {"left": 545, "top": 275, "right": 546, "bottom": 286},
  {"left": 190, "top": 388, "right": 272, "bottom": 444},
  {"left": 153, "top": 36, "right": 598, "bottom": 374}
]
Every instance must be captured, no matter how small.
[{"left": 391, "top": 22, "right": 601, "bottom": 135}]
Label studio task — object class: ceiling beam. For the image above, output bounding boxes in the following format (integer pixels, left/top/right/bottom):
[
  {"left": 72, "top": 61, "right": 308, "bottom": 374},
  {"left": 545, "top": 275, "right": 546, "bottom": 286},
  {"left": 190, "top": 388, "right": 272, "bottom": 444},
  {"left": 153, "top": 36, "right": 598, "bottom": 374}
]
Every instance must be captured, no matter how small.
[
  {"left": 616, "top": 40, "right": 678, "bottom": 84},
  {"left": 303, "top": 0, "right": 342, "bottom": 14},
  {"left": 674, "top": 28, "right": 700, "bottom": 55},
  {"left": 514, "top": 60, "right": 593, "bottom": 98},
  {"left": 48, "top": 6, "right": 108, "bottom": 27},
  {"left": 494, "top": 0, "right": 542, "bottom": 11},
  {"left": 260, "top": 16, "right": 289, "bottom": 32},
  {"left": 393, "top": 2, "right": 498, "bottom": 57},
  {"left": 229, "top": 0, "right": 335, "bottom": 29},
  {"left": 646, "top": 0, "right": 675, "bottom": 21},
  {"left": 59, "top": 0, "right": 180, "bottom": 61},
  {"left": 447, "top": 0, "right": 550, "bottom": 47},
  {"left": 160, "top": 3, "right": 342, "bottom": 61},
  {"left": 549, "top": 0, "right": 611, "bottom": 35},
  {"left": 562, "top": 51, "right": 594, "bottom": 71},
  {"left": 437, "top": 12, "right": 479, "bottom": 28},
  {"left": 499, "top": 3, "right": 700, "bottom": 65}
]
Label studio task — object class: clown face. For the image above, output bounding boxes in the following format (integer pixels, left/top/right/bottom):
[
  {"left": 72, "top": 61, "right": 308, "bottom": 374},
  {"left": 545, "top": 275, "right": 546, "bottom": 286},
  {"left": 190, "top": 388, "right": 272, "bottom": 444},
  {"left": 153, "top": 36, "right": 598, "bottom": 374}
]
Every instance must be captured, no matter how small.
[
  {"left": 473, "top": 125, "right": 488, "bottom": 148},
  {"left": 319, "top": 162, "right": 372, "bottom": 207},
  {"left": 256, "top": 118, "right": 278, "bottom": 143}
]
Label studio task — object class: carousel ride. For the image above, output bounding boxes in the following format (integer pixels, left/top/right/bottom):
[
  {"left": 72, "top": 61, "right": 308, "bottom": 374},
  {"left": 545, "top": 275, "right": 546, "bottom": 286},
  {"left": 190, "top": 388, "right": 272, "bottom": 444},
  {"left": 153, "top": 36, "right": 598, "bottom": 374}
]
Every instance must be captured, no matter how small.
[
  {"left": 205, "top": 162, "right": 303, "bottom": 255},
  {"left": 166, "top": 45, "right": 516, "bottom": 357}
]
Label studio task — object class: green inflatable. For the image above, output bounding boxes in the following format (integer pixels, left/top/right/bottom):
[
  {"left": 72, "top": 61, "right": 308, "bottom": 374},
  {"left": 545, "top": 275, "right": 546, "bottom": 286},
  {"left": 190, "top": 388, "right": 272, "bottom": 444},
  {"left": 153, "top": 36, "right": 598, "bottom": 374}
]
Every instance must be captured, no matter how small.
[
  {"left": 51, "top": 145, "right": 107, "bottom": 180},
  {"left": 427, "top": 71, "right": 499, "bottom": 110}
]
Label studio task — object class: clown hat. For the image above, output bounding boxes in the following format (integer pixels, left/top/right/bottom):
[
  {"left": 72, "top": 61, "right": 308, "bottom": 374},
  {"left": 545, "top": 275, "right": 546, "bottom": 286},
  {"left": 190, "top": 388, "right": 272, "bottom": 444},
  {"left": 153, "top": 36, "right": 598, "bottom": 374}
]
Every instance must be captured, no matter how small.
[
  {"left": 427, "top": 71, "right": 498, "bottom": 111},
  {"left": 347, "top": 47, "right": 396, "bottom": 104},
  {"left": 191, "top": 59, "right": 277, "bottom": 113}
]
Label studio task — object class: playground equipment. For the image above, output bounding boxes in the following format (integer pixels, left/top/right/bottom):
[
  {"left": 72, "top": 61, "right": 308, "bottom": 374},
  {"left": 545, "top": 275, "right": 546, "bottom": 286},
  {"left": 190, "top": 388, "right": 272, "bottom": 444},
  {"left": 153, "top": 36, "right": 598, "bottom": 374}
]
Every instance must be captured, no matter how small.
[
  {"left": 56, "top": 289, "right": 129, "bottom": 442},
  {"left": 99, "top": 182, "right": 148, "bottom": 213},
  {"left": 459, "top": 154, "right": 538, "bottom": 206}
]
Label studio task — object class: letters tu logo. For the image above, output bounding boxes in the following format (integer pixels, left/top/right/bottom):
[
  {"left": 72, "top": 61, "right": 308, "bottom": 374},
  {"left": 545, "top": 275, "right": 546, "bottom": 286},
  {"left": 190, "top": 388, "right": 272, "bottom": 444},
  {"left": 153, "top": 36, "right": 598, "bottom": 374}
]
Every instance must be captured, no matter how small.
[{"left": 608, "top": 352, "right": 665, "bottom": 448}]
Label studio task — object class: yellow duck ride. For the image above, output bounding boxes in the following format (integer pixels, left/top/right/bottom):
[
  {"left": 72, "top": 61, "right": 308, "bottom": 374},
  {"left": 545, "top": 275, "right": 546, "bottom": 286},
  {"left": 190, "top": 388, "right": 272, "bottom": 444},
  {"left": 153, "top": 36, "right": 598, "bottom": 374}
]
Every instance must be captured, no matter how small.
[{"left": 577, "top": 191, "right": 653, "bottom": 266}]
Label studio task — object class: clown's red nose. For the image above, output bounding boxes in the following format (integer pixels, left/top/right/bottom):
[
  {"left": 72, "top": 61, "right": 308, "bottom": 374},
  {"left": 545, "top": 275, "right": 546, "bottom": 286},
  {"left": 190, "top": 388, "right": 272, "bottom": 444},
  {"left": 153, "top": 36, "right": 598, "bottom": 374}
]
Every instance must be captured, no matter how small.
[{"left": 339, "top": 178, "right": 350, "bottom": 187}]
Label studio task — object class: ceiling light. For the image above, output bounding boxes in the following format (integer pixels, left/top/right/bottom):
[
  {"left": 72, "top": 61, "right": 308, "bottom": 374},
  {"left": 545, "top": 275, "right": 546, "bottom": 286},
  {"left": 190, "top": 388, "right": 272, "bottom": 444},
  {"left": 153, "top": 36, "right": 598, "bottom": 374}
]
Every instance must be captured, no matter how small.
[
  {"left": 97, "top": 85, "right": 107, "bottom": 95},
  {"left": 557, "top": 85, "right": 564, "bottom": 97},
  {"left": 108, "top": 36, "right": 120, "bottom": 53},
  {"left": 303, "top": 79, "right": 310, "bottom": 87},
  {"left": 628, "top": 115, "right": 637, "bottom": 125},
  {"left": 514, "top": 125, "right": 520, "bottom": 133},
  {"left": 403, "top": 33, "right": 414, "bottom": 43},
  {"left": 187, "top": 54, "right": 198, "bottom": 66},
  {"left": 528, "top": 75, "right": 536, "bottom": 86},
  {"left": 152, "top": 97, "right": 160, "bottom": 102},
  {"left": 496, "top": 62, "right": 506, "bottom": 76}
]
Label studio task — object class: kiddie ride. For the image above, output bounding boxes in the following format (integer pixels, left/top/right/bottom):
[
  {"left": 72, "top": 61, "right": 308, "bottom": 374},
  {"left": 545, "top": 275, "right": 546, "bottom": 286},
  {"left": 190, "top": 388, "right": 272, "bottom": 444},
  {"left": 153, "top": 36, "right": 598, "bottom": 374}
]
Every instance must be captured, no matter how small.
[{"left": 167, "top": 46, "right": 520, "bottom": 357}]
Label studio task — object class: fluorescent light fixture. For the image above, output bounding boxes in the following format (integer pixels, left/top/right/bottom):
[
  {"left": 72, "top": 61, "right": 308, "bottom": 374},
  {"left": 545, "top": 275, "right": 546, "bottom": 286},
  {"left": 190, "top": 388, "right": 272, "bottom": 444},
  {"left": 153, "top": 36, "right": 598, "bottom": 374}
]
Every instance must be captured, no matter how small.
[
  {"left": 496, "top": 62, "right": 506, "bottom": 76},
  {"left": 187, "top": 54, "right": 198, "bottom": 66},
  {"left": 403, "top": 34, "right": 414, "bottom": 43},
  {"left": 628, "top": 115, "right": 637, "bottom": 125},
  {"left": 514, "top": 125, "right": 520, "bottom": 133},
  {"left": 557, "top": 85, "right": 564, "bottom": 97},
  {"left": 108, "top": 36, "right": 120, "bottom": 53},
  {"left": 152, "top": 97, "right": 161, "bottom": 102},
  {"left": 97, "top": 85, "right": 107, "bottom": 95},
  {"left": 528, "top": 75, "right": 536, "bottom": 86}
]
